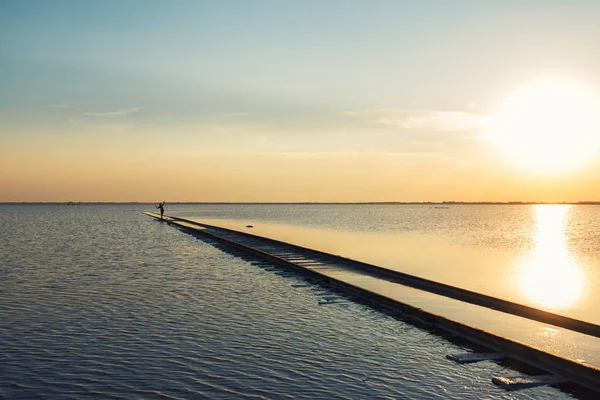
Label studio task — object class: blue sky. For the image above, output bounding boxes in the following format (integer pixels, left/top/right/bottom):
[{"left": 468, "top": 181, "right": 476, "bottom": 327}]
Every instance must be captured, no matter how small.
[
  {"left": 2, "top": 1, "right": 600, "bottom": 201},
  {"left": 5, "top": 0, "right": 599, "bottom": 113}
]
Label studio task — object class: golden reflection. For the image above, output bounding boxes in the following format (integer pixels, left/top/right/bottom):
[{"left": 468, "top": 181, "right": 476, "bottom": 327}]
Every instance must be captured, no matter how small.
[{"left": 518, "top": 205, "right": 584, "bottom": 309}]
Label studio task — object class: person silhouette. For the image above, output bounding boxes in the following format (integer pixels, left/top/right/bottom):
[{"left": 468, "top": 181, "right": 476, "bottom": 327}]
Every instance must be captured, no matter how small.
[{"left": 156, "top": 201, "right": 165, "bottom": 219}]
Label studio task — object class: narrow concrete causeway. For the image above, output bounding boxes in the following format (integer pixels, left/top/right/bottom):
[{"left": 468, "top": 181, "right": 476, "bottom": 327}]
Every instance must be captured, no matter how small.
[{"left": 146, "top": 212, "right": 600, "bottom": 394}]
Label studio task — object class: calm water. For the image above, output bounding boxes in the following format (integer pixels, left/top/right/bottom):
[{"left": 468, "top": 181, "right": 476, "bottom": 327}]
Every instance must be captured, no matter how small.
[
  {"left": 1, "top": 204, "right": 594, "bottom": 399},
  {"left": 174, "top": 203, "right": 600, "bottom": 323}
]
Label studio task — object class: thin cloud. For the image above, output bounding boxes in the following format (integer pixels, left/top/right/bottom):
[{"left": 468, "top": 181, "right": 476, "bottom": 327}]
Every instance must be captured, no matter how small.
[
  {"left": 83, "top": 123, "right": 136, "bottom": 133},
  {"left": 344, "top": 109, "right": 486, "bottom": 132},
  {"left": 214, "top": 112, "right": 250, "bottom": 118},
  {"left": 85, "top": 107, "right": 141, "bottom": 117},
  {"left": 50, "top": 104, "right": 77, "bottom": 109}
]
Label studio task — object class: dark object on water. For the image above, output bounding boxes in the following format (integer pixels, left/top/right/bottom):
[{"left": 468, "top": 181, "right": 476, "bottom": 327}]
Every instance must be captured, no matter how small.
[
  {"left": 246, "top": 225, "right": 253, "bottom": 228},
  {"left": 492, "top": 375, "right": 568, "bottom": 390},
  {"left": 446, "top": 352, "right": 505, "bottom": 364}
]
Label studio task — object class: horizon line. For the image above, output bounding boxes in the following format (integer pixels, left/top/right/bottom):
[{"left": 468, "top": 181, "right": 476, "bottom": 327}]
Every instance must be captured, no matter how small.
[{"left": 2, "top": 201, "right": 600, "bottom": 205}]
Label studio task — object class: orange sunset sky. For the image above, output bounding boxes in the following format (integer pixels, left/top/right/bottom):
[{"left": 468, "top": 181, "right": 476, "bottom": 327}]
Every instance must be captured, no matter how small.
[{"left": 2, "top": 1, "right": 600, "bottom": 202}]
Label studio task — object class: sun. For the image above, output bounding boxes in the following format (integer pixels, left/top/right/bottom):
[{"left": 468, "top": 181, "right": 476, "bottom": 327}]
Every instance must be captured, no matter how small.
[{"left": 486, "top": 76, "right": 600, "bottom": 173}]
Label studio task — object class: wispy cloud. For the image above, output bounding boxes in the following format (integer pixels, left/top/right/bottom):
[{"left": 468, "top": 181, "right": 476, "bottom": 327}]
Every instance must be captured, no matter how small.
[
  {"left": 213, "top": 112, "right": 250, "bottom": 118},
  {"left": 83, "top": 123, "right": 136, "bottom": 133},
  {"left": 50, "top": 104, "right": 77, "bottom": 109},
  {"left": 344, "top": 109, "right": 486, "bottom": 132},
  {"left": 85, "top": 107, "right": 141, "bottom": 117}
]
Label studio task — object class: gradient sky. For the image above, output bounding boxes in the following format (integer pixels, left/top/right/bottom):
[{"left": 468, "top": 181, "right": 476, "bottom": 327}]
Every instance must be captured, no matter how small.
[{"left": 2, "top": 0, "right": 600, "bottom": 202}]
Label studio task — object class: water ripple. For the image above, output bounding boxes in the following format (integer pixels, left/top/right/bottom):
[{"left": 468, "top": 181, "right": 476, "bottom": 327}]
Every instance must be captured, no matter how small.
[{"left": 0, "top": 205, "right": 580, "bottom": 399}]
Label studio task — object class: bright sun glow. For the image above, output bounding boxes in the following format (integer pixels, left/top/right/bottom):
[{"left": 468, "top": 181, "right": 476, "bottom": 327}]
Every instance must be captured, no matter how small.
[{"left": 486, "top": 76, "right": 600, "bottom": 172}]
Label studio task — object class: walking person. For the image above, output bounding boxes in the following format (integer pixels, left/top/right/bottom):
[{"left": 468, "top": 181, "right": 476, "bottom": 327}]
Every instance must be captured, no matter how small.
[{"left": 156, "top": 201, "right": 165, "bottom": 219}]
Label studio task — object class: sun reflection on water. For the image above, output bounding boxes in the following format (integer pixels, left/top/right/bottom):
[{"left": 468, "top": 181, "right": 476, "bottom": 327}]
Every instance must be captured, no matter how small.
[{"left": 518, "top": 205, "right": 584, "bottom": 310}]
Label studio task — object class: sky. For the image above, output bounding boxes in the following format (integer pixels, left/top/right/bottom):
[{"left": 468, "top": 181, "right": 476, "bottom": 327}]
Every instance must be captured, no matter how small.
[{"left": 2, "top": 0, "right": 600, "bottom": 202}]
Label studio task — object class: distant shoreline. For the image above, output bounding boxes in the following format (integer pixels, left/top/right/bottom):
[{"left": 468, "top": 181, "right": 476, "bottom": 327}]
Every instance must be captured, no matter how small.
[{"left": 2, "top": 201, "right": 600, "bottom": 205}]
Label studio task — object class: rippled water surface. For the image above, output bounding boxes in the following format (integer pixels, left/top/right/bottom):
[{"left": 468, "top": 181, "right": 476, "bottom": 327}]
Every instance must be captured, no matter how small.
[{"left": 0, "top": 204, "right": 590, "bottom": 399}]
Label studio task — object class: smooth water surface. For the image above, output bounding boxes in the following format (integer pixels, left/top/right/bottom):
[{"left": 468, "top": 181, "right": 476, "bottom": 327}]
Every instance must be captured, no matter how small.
[
  {"left": 173, "top": 203, "right": 600, "bottom": 324},
  {"left": 0, "top": 204, "right": 592, "bottom": 399}
]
